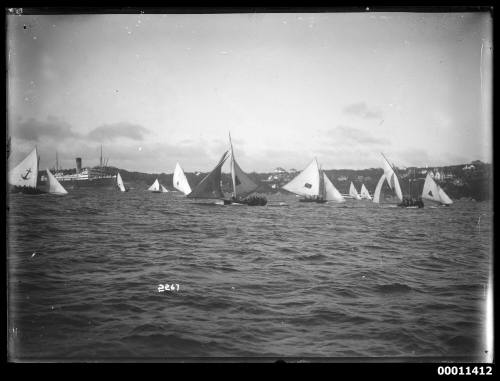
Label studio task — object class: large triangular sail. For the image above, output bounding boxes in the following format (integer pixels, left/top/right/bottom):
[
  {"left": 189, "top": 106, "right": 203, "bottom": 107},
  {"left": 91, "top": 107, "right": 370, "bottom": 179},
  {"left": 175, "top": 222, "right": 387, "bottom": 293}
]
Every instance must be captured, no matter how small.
[
  {"left": 173, "top": 162, "right": 192, "bottom": 195},
  {"left": 422, "top": 173, "right": 453, "bottom": 205},
  {"left": 160, "top": 184, "right": 169, "bottom": 193},
  {"left": 148, "top": 178, "right": 160, "bottom": 192},
  {"left": 349, "top": 182, "right": 362, "bottom": 200},
  {"left": 229, "top": 133, "right": 258, "bottom": 199},
  {"left": 323, "top": 173, "right": 345, "bottom": 202},
  {"left": 282, "top": 159, "right": 320, "bottom": 197},
  {"left": 8, "top": 147, "right": 39, "bottom": 189},
  {"left": 360, "top": 184, "right": 372, "bottom": 200},
  {"left": 187, "top": 151, "right": 229, "bottom": 199},
  {"left": 381, "top": 153, "right": 403, "bottom": 202},
  {"left": 117, "top": 172, "right": 126, "bottom": 192},
  {"left": 46, "top": 168, "right": 68, "bottom": 195},
  {"left": 372, "top": 174, "right": 386, "bottom": 203}
]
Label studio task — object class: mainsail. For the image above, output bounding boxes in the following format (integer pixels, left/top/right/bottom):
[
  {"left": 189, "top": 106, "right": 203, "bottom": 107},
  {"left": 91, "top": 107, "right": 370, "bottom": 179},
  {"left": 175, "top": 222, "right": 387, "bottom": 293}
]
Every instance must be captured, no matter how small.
[
  {"left": 173, "top": 162, "right": 192, "bottom": 195},
  {"left": 282, "top": 159, "right": 321, "bottom": 197},
  {"left": 349, "top": 182, "right": 362, "bottom": 200},
  {"left": 360, "top": 184, "right": 372, "bottom": 200},
  {"left": 187, "top": 151, "right": 229, "bottom": 199},
  {"left": 422, "top": 173, "right": 453, "bottom": 205},
  {"left": 380, "top": 153, "right": 403, "bottom": 202},
  {"left": 46, "top": 168, "right": 68, "bottom": 195},
  {"left": 372, "top": 174, "right": 386, "bottom": 204},
  {"left": 148, "top": 178, "right": 160, "bottom": 192},
  {"left": 117, "top": 172, "right": 126, "bottom": 192},
  {"left": 229, "top": 134, "right": 258, "bottom": 199},
  {"left": 8, "top": 147, "right": 39, "bottom": 189},
  {"left": 160, "top": 185, "right": 169, "bottom": 193},
  {"left": 323, "top": 173, "right": 345, "bottom": 202}
]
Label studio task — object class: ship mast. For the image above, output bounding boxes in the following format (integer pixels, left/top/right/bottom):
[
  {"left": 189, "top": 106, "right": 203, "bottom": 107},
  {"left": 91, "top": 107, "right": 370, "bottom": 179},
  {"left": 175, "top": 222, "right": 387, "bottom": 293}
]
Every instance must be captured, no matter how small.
[{"left": 100, "top": 145, "right": 103, "bottom": 167}]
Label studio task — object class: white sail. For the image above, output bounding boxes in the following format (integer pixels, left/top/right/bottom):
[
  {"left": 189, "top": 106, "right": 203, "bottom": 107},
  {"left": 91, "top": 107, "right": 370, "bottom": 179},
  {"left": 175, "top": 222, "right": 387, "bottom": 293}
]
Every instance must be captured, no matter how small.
[
  {"left": 8, "top": 147, "right": 39, "bottom": 189},
  {"left": 148, "top": 178, "right": 160, "bottom": 192},
  {"left": 323, "top": 173, "right": 345, "bottom": 202},
  {"left": 46, "top": 168, "right": 68, "bottom": 195},
  {"left": 372, "top": 174, "right": 386, "bottom": 203},
  {"left": 360, "top": 184, "right": 372, "bottom": 200},
  {"left": 117, "top": 172, "right": 126, "bottom": 192},
  {"left": 349, "top": 182, "right": 362, "bottom": 200},
  {"left": 160, "top": 184, "right": 169, "bottom": 193},
  {"left": 422, "top": 173, "right": 453, "bottom": 205},
  {"left": 282, "top": 159, "right": 320, "bottom": 197},
  {"left": 173, "top": 162, "right": 192, "bottom": 195},
  {"left": 187, "top": 151, "right": 229, "bottom": 199},
  {"left": 381, "top": 154, "right": 403, "bottom": 202}
]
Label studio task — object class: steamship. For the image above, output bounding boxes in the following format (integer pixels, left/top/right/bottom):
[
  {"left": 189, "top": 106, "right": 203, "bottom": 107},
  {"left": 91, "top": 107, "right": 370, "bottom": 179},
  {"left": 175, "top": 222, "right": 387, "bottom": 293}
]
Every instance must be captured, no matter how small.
[{"left": 40, "top": 148, "right": 117, "bottom": 189}]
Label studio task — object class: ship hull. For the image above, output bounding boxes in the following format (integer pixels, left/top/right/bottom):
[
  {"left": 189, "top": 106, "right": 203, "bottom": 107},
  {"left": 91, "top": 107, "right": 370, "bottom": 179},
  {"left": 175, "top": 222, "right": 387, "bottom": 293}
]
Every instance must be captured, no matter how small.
[{"left": 39, "top": 177, "right": 116, "bottom": 189}]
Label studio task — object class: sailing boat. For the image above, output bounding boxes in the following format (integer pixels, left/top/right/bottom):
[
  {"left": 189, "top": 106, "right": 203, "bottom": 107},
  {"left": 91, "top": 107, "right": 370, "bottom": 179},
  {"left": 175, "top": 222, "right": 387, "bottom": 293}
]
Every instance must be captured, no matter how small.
[
  {"left": 45, "top": 168, "right": 68, "bottom": 195},
  {"left": 8, "top": 147, "right": 45, "bottom": 194},
  {"left": 360, "top": 184, "right": 372, "bottom": 200},
  {"left": 372, "top": 153, "right": 403, "bottom": 205},
  {"left": 116, "top": 172, "right": 128, "bottom": 192},
  {"left": 173, "top": 162, "right": 192, "bottom": 195},
  {"left": 422, "top": 173, "right": 453, "bottom": 206},
  {"left": 282, "top": 158, "right": 345, "bottom": 203},
  {"left": 187, "top": 151, "right": 230, "bottom": 203},
  {"left": 147, "top": 178, "right": 168, "bottom": 193},
  {"left": 228, "top": 133, "right": 267, "bottom": 206},
  {"left": 349, "top": 182, "right": 362, "bottom": 200}
]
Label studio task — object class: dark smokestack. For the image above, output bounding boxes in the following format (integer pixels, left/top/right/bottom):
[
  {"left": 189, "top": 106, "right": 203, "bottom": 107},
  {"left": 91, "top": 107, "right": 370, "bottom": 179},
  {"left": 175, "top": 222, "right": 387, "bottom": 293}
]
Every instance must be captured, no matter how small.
[{"left": 76, "top": 157, "right": 82, "bottom": 173}]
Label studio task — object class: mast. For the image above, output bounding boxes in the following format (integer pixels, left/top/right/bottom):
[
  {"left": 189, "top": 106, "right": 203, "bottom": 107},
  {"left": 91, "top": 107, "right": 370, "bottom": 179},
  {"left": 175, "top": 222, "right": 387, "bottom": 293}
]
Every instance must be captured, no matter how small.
[
  {"left": 56, "top": 151, "right": 59, "bottom": 171},
  {"left": 229, "top": 132, "right": 236, "bottom": 198},
  {"left": 100, "top": 145, "right": 103, "bottom": 167}
]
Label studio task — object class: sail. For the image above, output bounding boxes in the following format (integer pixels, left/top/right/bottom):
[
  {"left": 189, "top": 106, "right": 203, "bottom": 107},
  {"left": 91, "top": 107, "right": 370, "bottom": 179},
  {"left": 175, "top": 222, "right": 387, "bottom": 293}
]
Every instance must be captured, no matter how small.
[
  {"left": 148, "top": 178, "right": 160, "bottom": 192},
  {"left": 173, "top": 162, "right": 192, "bottom": 195},
  {"left": 381, "top": 154, "right": 403, "bottom": 202},
  {"left": 323, "top": 173, "right": 345, "bottom": 202},
  {"left": 116, "top": 172, "right": 126, "bottom": 192},
  {"left": 360, "top": 184, "right": 372, "bottom": 200},
  {"left": 46, "top": 168, "right": 68, "bottom": 195},
  {"left": 282, "top": 159, "right": 320, "bottom": 197},
  {"left": 229, "top": 133, "right": 259, "bottom": 199},
  {"left": 8, "top": 147, "right": 39, "bottom": 189},
  {"left": 422, "top": 173, "right": 453, "bottom": 205},
  {"left": 160, "top": 184, "right": 169, "bottom": 193},
  {"left": 187, "top": 151, "right": 229, "bottom": 199},
  {"left": 349, "top": 182, "right": 361, "bottom": 200},
  {"left": 372, "top": 174, "right": 386, "bottom": 203}
]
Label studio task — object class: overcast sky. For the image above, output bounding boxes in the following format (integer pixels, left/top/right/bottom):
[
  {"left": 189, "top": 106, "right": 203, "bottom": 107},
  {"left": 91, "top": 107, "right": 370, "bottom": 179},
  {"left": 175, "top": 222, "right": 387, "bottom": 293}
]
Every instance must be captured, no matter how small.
[{"left": 7, "top": 11, "right": 492, "bottom": 173}]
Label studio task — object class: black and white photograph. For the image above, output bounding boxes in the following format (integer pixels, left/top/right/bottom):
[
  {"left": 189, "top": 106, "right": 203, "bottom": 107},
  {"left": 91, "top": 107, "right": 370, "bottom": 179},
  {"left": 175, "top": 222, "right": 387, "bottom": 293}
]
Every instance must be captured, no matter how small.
[{"left": 6, "top": 8, "right": 493, "bottom": 365}]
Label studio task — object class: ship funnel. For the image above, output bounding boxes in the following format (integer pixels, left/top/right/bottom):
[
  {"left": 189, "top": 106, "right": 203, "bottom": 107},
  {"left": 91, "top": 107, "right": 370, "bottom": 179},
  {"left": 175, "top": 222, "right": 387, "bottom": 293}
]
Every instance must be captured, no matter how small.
[{"left": 76, "top": 157, "right": 82, "bottom": 173}]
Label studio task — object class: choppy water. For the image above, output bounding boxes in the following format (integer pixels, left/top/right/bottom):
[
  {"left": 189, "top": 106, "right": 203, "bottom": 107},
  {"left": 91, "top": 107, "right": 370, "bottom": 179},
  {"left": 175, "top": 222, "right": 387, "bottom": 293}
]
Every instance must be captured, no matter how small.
[{"left": 7, "top": 189, "right": 493, "bottom": 360}]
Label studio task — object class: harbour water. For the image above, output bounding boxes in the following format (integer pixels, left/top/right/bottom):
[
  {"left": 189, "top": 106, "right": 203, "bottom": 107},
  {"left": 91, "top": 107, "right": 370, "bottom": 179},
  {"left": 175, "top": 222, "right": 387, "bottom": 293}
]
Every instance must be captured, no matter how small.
[{"left": 7, "top": 189, "right": 492, "bottom": 360}]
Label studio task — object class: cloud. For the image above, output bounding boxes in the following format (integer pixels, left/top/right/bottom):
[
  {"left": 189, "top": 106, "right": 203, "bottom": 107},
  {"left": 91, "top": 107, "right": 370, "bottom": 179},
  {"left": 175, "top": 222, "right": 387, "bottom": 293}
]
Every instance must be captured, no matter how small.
[
  {"left": 87, "top": 122, "right": 151, "bottom": 142},
  {"left": 10, "top": 116, "right": 80, "bottom": 141},
  {"left": 327, "top": 125, "right": 389, "bottom": 146},
  {"left": 343, "top": 102, "right": 383, "bottom": 119}
]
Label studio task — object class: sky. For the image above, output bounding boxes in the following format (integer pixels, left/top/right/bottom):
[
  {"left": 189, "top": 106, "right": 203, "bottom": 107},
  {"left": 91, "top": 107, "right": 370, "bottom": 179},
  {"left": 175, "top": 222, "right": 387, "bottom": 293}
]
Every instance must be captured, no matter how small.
[{"left": 7, "top": 11, "right": 493, "bottom": 173}]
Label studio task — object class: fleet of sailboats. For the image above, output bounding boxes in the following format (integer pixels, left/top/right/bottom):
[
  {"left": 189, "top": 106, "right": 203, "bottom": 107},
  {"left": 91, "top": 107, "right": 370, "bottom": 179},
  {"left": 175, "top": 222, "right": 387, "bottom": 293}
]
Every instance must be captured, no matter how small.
[
  {"left": 282, "top": 158, "right": 345, "bottom": 203},
  {"left": 9, "top": 146, "right": 457, "bottom": 208}
]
